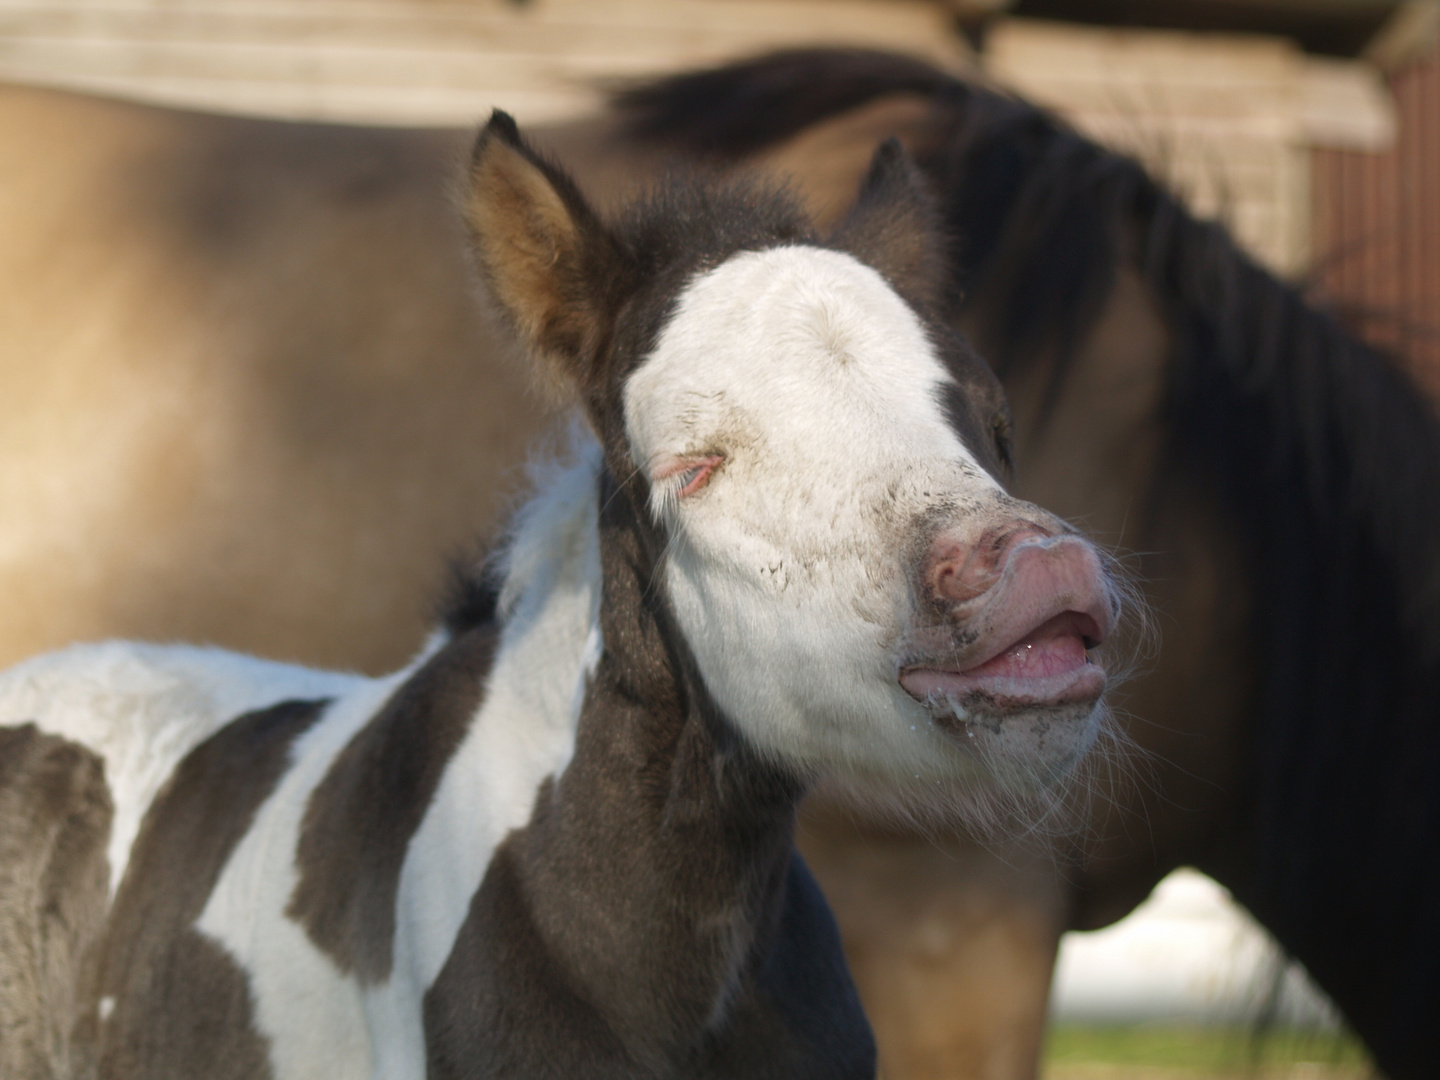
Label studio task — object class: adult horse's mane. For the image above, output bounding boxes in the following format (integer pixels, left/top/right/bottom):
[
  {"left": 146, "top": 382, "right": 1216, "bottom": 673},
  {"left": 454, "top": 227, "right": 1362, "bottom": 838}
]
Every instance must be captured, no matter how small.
[{"left": 618, "top": 49, "right": 1440, "bottom": 1075}]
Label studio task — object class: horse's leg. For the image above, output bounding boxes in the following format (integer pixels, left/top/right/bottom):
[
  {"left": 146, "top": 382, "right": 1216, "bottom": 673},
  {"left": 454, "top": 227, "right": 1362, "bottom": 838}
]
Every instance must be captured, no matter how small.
[
  {"left": 0, "top": 725, "right": 112, "bottom": 1080},
  {"left": 798, "top": 803, "right": 1064, "bottom": 1080}
]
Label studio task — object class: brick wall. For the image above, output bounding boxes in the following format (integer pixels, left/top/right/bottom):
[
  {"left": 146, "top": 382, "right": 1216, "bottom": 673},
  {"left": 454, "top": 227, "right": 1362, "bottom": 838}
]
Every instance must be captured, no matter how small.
[{"left": 1313, "top": 43, "right": 1440, "bottom": 396}]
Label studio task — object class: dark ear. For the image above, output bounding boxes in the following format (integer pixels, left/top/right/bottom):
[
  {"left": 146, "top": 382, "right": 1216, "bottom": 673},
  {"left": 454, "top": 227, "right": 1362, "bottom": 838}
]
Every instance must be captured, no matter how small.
[
  {"left": 829, "top": 139, "right": 950, "bottom": 310},
  {"left": 464, "top": 111, "right": 626, "bottom": 395}
]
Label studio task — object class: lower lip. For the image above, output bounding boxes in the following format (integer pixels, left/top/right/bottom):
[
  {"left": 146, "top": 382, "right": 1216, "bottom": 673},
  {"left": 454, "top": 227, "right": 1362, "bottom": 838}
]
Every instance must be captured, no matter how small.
[{"left": 900, "top": 623, "right": 1105, "bottom": 708}]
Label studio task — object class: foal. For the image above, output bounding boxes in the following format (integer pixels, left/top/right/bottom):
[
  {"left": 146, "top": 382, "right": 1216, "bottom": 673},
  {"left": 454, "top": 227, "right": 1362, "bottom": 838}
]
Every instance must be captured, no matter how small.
[{"left": 0, "top": 114, "right": 1119, "bottom": 1079}]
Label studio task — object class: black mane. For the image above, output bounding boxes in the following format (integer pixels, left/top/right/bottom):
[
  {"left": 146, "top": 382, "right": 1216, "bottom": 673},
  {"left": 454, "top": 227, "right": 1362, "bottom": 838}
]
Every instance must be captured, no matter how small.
[
  {"left": 617, "top": 49, "right": 1440, "bottom": 1078},
  {"left": 615, "top": 49, "right": 956, "bottom": 161}
]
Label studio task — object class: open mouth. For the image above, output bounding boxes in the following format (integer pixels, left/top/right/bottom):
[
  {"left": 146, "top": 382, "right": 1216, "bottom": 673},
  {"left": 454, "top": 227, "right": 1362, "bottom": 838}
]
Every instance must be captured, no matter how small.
[{"left": 900, "top": 610, "right": 1106, "bottom": 710}]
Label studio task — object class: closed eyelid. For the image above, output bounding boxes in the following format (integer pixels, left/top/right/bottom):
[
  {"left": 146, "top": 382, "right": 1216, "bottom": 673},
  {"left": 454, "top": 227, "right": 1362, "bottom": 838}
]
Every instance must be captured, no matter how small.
[{"left": 653, "top": 454, "right": 725, "bottom": 496}]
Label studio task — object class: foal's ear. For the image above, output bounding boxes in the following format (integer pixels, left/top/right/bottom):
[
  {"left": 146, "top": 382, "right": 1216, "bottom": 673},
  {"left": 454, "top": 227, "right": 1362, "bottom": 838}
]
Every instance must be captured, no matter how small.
[
  {"left": 830, "top": 139, "right": 949, "bottom": 311},
  {"left": 465, "top": 111, "right": 624, "bottom": 394}
]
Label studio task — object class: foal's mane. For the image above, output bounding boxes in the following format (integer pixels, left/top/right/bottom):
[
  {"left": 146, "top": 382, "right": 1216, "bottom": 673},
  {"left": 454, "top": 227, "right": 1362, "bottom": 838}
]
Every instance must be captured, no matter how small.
[{"left": 616, "top": 49, "right": 1440, "bottom": 1074}]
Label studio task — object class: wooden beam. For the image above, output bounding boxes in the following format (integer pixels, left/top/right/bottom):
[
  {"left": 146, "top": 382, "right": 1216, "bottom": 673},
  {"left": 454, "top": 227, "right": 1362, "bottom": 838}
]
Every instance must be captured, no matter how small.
[
  {"left": 1363, "top": 0, "right": 1440, "bottom": 71},
  {"left": 982, "top": 17, "right": 1398, "bottom": 275},
  {"left": 1007, "top": 0, "right": 1399, "bottom": 56},
  {"left": 0, "top": 0, "right": 971, "bottom": 125},
  {"left": 1302, "top": 55, "right": 1396, "bottom": 150}
]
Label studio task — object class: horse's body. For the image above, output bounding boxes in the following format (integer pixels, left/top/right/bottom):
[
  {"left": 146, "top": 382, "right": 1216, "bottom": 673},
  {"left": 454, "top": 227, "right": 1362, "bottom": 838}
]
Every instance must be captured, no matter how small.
[
  {"left": 3, "top": 52, "right": 1438, "bottom": 1080},
  {"left": 0, "top": 81, "right": 666, "bottom": 675},
  {"left": 0, "top": 112, "right": 1124, "bottom": 1078},
  {"left": 638, "top": 53, "right": 1440, "bottom": 1080}
]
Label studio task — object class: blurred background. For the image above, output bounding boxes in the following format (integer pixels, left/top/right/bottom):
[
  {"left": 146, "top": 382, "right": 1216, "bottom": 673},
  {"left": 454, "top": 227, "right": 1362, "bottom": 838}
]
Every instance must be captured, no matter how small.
[
  {"left": 2, "top": 0, "right": 1435, "bottom": 381},
  {"left": 3, "top": 1, "right": 1435, "bottom": 1076}
]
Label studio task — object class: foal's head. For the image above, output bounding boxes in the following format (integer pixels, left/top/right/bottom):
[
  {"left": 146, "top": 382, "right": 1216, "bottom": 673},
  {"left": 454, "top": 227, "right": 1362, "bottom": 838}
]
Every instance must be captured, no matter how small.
[{"left": 466, "top": 113, "right": 1120, "bottom": 805}]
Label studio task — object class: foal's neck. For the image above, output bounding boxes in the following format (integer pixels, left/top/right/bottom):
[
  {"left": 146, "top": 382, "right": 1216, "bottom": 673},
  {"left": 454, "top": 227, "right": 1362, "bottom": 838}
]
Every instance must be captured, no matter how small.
[
  {"left": 422, "top": 476, "right": 872, "bottom": 1077},
  {"left": 528, "top": 484, "right": 804, "bottom": 1032}
]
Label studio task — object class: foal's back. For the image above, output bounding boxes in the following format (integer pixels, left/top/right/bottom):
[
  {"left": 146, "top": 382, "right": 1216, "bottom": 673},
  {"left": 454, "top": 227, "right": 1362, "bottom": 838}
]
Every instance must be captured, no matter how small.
[{"left": 0, "top": 641, "right": 362, "bottom": 1078}]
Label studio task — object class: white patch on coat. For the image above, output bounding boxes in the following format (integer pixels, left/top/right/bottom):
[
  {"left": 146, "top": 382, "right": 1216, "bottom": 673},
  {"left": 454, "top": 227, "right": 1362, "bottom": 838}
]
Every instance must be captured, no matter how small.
[
  {"left": 0, "top": 641, "right": 359, "bottom": 894},
  {"left": 363, "top": 441, "right": 603, "bottom": 1076},
  {"left": 194, "top": 444, "right": 604, "bottom": 1080},
  {"left": 624, "top": 245, "right": 1007, "bottom": 783},
  {"left": 196, "top": 670, "right": 406, "bottom": 1080}
]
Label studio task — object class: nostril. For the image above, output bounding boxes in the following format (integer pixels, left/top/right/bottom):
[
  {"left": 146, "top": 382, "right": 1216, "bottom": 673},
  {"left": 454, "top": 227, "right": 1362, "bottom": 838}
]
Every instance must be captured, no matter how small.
[
  {"left": 927, "top": 523, "right": 1054, "bottom": 606},
  {"left": 931, "top": 554, "right": 990, "bottom": 603},
  {"left": 925, "top": 538, "right": 993, "bottom": 604}
]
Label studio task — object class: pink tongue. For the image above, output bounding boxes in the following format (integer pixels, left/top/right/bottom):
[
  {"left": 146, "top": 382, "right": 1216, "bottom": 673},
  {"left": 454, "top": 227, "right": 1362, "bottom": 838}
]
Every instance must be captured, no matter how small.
[{"left": 963, "top": 628, "right": 1087, "bottom": 679}]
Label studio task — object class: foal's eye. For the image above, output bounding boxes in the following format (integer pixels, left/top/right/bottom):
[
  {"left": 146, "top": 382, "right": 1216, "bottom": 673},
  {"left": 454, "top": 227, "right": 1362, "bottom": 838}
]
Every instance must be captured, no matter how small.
[
  {"left": 658, "top": 455, "right": 724, "bottom": 498},
  {"left": 677, "top": 465, "right": 708, "bottom": 495}
]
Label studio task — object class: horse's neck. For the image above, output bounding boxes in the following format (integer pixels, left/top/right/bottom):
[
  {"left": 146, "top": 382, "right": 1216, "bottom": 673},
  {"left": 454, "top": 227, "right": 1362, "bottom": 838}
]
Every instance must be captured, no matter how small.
[
  {"left": 986, "top": 263, "right": 1170, "bottom": 542},
  {"left": 422, "top": 484, "right": 821, "bottom": 1073}
]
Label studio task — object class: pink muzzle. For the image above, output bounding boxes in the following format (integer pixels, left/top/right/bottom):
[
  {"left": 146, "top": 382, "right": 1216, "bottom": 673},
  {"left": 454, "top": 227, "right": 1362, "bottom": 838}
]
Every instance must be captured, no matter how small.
[{"left": 901, "top": 524, "right": 1116, "bottom": 711}]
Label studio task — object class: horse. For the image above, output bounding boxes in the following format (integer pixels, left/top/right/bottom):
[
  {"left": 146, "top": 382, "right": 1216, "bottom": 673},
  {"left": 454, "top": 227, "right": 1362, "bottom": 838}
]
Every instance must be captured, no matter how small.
[
  {"left": 0, "top": 111, "right": 1127, "bottom": 1079},
  {"left": 609, "top": 51, "right": 1440, "bottom": 1080},
  {"left": 4, "top": 51, "right": 1437, "bottom": 1079}
]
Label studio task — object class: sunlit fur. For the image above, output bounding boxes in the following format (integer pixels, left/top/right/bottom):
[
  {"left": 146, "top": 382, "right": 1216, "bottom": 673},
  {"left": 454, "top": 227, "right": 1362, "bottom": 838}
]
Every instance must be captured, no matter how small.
[{"left": 0, "top": 644, "right": 361, "bottom": 894}]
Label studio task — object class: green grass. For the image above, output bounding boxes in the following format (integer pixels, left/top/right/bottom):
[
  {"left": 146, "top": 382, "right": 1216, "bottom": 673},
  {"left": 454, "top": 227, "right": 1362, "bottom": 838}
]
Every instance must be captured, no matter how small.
[{"left": 1043, "top": 1025, "right": 1373, "bottom": 1073}]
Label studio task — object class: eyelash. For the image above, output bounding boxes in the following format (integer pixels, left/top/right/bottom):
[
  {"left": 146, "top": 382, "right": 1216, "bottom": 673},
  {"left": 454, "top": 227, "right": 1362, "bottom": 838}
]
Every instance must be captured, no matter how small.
[{"left": 656, "top": 455, "right": 724, "bottom": 498}]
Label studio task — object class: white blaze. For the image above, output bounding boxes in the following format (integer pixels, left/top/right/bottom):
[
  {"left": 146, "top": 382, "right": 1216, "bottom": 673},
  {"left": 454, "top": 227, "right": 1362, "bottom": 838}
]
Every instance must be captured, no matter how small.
[{"left": 623, "top": 245, "right": 1005, "bottom": 783}]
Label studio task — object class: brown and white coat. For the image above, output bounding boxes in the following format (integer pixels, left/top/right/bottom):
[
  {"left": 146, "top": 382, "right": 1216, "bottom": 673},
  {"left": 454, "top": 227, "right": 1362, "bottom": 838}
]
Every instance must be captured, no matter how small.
[{"left": 0, "top": 115, "right": 1119, "bottom": 1079}]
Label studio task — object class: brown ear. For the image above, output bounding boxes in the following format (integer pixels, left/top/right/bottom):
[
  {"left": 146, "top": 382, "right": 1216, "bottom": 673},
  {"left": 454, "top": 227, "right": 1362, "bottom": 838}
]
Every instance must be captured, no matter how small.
[
  {"left": 830, "top": 138, "right": 950, "bottom": 311},
  {"left": 465, "top": 111, "right": 626, "bottom": 394}
]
